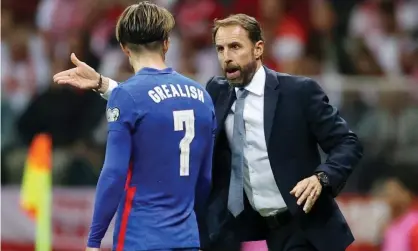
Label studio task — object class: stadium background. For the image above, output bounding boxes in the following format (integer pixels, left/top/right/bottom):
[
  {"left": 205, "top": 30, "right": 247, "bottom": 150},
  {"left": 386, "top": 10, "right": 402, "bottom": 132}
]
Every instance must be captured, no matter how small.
[{"left": 1, "top": 0, "right": 418, "bottom": 250}]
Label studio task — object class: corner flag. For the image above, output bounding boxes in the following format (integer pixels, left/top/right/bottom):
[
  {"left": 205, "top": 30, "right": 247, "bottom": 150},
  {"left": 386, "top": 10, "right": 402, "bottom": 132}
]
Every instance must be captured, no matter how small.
[{"left": 20, "top": 133, "right": 53, "bottom": 251}]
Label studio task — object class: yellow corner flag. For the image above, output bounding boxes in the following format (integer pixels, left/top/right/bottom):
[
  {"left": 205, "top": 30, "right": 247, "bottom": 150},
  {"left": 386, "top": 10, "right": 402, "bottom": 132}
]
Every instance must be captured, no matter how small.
[{"left": 20, "top": 133, "right": 53, "bottom": 251}]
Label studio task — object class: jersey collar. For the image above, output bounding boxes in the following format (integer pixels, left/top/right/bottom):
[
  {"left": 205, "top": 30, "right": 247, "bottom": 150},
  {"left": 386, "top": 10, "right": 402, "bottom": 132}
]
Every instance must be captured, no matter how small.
[{"left": 136, "top": 67, "right": 174, "bottom": 75}]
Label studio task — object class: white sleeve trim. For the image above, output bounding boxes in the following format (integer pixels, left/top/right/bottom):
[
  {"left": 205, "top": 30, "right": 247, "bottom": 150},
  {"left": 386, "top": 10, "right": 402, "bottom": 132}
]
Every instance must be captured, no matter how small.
[{"left": 100, "top": 79, "right": 118, "bottom": 100}]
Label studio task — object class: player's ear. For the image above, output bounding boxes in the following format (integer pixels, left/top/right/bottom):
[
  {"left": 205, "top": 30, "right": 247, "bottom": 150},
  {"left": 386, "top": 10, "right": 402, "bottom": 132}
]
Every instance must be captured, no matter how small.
[
  {"left": 254, "top": 40, "right": 264, "bottom": 60},
  {"left": 120, "top": 43, "right": 131, "bottom": 57},
  {"left": 163, "top": 39, "right": 169, "bottom": 54}
]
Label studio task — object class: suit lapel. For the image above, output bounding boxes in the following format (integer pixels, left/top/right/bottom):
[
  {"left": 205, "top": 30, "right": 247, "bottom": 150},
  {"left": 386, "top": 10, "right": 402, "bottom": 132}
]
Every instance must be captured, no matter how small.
[
  {"left": 215, "top": 85, "right": 236, "bottom": 136},
  {"left": 263, "top": 67, "right": 281, "bottom": 146}
]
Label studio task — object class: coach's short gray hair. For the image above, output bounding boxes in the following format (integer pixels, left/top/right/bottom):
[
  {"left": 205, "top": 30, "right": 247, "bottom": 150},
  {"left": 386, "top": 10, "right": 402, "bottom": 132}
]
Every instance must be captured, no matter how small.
[{"left": 212, "top": 14, "right": 264, "bottom": 44}]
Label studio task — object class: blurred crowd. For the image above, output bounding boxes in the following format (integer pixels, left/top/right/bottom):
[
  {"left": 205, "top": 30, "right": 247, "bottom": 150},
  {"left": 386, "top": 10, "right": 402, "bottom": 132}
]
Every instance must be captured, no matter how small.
[
  {"left": 2, "top": 0, "right": 418, "bottom": 249},
  {"left": 1, "top": 0, "right": 418, "bottom": 192}
]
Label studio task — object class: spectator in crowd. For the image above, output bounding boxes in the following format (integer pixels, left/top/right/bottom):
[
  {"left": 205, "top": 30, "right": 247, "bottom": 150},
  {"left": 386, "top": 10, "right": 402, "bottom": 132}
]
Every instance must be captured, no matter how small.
[
  {"left": 348, "top": 0, "right": 415, "bottom": 76},
  {"left": 1, "top": 24, "right": 50, "bottom": 116},
  {"left": 299, "top": 0, "right": 336, "bottom": 76},
  {"left": 378, "top": 166, "right": 418, "bottom": 251},
  {"left": 173, "top": 0, "right": 224, "bottom": 83}
]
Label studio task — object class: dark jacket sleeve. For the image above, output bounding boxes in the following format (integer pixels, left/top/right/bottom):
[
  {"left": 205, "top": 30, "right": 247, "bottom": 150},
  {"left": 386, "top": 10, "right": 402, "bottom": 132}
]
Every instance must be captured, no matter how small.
[
  {"left": 205, "top": 77, "right": 217, "bottom": 101},
  {"left": 302, "top": 78, "right": 363, "bottom": 197},
  {"left": 195, "top": 76, "right": 216, "bottom": 249}
]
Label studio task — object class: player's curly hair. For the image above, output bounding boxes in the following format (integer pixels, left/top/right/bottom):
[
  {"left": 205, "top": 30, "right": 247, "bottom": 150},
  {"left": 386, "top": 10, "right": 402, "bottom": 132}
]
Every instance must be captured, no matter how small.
[{"left": 116, "top": 1, "right": 175, "bottom": 52}]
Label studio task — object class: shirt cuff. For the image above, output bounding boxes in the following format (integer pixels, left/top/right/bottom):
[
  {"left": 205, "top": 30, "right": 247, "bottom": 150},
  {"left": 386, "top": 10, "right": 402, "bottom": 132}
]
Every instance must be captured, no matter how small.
[{"left": 100, "top": 78, "right": 118, "bottom": 100}]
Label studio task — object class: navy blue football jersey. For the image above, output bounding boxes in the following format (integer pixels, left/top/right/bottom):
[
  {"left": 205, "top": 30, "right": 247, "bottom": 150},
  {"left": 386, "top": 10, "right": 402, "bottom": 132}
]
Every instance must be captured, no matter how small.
[{"left": 87, "top": 67, "right": 216, "bottom": 251}]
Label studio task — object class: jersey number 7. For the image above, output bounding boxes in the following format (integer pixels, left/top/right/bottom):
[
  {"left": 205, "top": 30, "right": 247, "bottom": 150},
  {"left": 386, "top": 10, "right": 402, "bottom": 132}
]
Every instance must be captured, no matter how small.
[{"left": 173, "top": 110, "right": 195, "bottom": 176}]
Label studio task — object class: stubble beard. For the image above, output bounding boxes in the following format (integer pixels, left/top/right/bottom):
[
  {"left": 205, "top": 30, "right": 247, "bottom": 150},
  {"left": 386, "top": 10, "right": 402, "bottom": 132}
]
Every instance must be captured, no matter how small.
[{"left": 227, "top": 59, "right": 258, "bottom": 88}]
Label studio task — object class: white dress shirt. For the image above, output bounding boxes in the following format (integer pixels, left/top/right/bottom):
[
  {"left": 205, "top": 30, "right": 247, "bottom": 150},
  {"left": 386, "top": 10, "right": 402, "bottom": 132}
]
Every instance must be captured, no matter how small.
[{"left": 224, "top": 66, "right": 287, "bottom": 217}]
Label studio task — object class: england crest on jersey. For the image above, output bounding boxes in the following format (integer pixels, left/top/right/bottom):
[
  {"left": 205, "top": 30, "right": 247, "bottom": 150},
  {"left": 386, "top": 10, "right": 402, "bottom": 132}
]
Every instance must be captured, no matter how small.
[{"left": 107, "top": 107, "right": 120, "bottom": 122}]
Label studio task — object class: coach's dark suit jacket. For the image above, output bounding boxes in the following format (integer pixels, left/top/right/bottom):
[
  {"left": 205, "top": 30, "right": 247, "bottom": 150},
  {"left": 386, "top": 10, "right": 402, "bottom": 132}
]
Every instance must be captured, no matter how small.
[{"left": 199, "top": 66, "right": 363, "bottom": 251}]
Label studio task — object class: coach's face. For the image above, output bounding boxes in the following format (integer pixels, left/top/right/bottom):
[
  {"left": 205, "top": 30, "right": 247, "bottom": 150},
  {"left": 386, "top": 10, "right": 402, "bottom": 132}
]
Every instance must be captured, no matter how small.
[{"left": 215, "top": 25, "right": 263, "bottom": 87}]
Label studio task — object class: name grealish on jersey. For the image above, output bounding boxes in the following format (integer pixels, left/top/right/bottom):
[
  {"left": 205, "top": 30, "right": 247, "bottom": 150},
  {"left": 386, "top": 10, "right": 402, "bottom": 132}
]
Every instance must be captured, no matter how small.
[{"left": 148, "top": 84, "right": 205, "bottom": 104}]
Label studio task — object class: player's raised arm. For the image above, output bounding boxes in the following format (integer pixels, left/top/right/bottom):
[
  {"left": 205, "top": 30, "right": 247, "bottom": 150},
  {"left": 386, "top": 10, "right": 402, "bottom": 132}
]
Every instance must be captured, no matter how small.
[
  {"left": 53, "top": 53, "right": 119, "bottom": 100},
  {"left": 87, "top": 87, "right": 137, "bottom": 248}
]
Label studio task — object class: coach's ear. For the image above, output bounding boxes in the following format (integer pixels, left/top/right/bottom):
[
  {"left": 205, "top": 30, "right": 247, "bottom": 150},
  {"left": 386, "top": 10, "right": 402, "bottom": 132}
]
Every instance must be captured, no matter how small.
[
  {"left": 120, "top": 43, "right": 130, "bottom": 57},
  {"left": 254, "top": 40, "right": 264, "bottom": 60}
]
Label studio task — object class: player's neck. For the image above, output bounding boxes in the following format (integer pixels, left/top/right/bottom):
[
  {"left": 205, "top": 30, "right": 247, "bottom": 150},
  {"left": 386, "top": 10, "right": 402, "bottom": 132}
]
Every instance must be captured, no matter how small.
[{"left": 130, "top": 54, "right": 167, "bottom": 73}]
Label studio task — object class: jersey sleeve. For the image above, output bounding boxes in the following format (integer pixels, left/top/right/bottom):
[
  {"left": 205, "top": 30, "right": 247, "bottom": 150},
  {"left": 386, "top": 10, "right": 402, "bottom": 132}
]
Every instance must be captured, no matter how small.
[
  {"left": 106, "top": 87, "right": 137, "bottom": 132},
  {"left": 87, "top": 87, "right": 136, "bottom": 248},
  {"left": 100, "top": 78, "right": 119, "bottom": 100}
]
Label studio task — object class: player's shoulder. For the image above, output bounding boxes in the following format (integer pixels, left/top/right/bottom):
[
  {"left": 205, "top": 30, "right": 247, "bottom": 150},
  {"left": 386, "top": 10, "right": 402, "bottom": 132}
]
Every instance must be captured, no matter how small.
[
  {"left": 108, "top": 80, "right": 133, "bottom": 98},
  {"left": 119, "top": 74, "right": 148, "bottom": 90},
  {"left": 174, "top": 72, "right": 206, "bottom": 89},
  {"left": 174, "top": 72, "right": 213, "bottom": 104},
  {"left": 115, "top": 74, "right": 153, "bottom": 99}
]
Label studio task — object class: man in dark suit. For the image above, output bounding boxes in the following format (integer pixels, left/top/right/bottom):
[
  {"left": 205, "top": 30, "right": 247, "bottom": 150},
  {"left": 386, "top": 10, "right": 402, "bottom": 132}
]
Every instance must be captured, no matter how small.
[
  {"left": 201, "top": 14, "right": 363, "bottom": 251},
  {"left": 53, "top": 13, "right": 362, "bottom": 251}
]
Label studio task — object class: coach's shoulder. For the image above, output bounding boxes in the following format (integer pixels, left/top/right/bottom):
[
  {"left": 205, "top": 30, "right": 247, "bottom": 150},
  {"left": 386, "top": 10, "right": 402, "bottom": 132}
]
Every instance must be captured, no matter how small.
[
  {"left": 274, "top": 70, "right": 314, "bottom": 87},
  {"left": 204, "top": 76, "right": 229, "bottom": 99},
  {"left": 270, "top": 69, "right": 323, "bottom": 94},
  {"left": 205, "top": 76, "right": 229, "bottom": 90}
]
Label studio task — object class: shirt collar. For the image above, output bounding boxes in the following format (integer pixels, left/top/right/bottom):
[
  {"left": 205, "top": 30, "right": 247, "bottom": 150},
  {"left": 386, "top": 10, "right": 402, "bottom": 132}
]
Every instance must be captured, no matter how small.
[{"left": 235, "top": 66, "right": 265, "bottom": 96}]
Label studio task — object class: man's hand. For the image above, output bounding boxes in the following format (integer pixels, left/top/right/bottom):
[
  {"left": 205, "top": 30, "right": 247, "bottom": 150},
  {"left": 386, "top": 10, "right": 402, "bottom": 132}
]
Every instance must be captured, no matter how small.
[
  {"left": 85, "top": 247, "right": 100, "bottom": 251},
  {"left": 53, "top": 53, "right": 109, "bottom": 93},
  {"left": 290, "top": 175, "right": 322, "bottom": 213}
]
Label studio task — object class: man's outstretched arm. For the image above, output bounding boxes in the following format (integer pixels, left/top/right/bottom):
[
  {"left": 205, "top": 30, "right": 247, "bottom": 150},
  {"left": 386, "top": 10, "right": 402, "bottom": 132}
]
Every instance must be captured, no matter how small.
[{"left": 53, "top": 53, "right": 119, "bottom": 99}]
